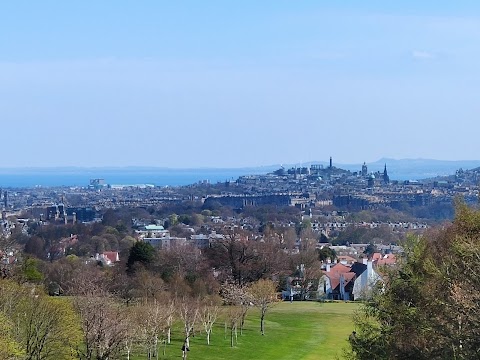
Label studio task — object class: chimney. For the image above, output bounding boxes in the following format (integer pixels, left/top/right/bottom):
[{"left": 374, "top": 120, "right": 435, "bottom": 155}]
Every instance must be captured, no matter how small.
[
  {"left": 362, "top": 258, "right": 368, "bottom": 265},
  {"left": 367, "top": 260, "right": 373, "bottom": 277},
  {"left": 326, "top": 263, "right": 331, "bottom": 272}
]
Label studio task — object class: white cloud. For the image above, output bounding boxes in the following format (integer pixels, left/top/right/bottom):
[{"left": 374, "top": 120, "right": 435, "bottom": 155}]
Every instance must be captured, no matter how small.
[{"left": 412, "top": 50, "right": 435, "bottom": 60}]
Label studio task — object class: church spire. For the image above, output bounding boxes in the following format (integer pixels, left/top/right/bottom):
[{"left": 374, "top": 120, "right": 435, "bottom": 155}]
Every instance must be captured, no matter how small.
[{"left": 383, "top": 164, "right": 390, "bottom": 184}]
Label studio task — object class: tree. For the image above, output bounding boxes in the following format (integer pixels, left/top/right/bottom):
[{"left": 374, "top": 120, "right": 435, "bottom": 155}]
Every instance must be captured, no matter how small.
[
  {"left": 135, "top": 302, "right": 167, "bottom": 360},
  {"left": 206, "top": 235, "right": 287, "bottom": 286},
  {"left": 22, "top": 257, "right": 44, "bottom": 283},
  {"left": 24, "top": 236, "right": 46, "bottom": 259},
  {"left": 363, "top": 243, "right": 376, "bottom": 257},
  {"left": 164, "top": 299, "right": 176, "bottom": 345},
  {"left": 133, "top": 268, "right": 166, "bottom": 304},
  {"left": 249, "top": 279, "right": 278, "bottom": 335},
  {"left": 225, "top": 305, "right": 243, "bottom": 347},
  {"left": 347, "top": 202, "right": 480, "bottom": 360},
  {"left": 0, "top": 235, "right": 17, "bottom": 256},
  {"left": 72, "top": 276, "right": 129, "bottom": 360},
  {"left": 200, "top": 298, "right": 220, "bottom": 345},
  {"left": 221, "top": 283, "right": 254, "bottom": 335},
  {"left": 179, "top": 297, "right": 200, "bottom": 360},
  {"left": 19, "top": 296, "right": 82, "bottom": 360},
  {"left": 0, "top": 312, "right": 23, "bottom": 359},
  {"left": 290, "top": 249, "right": 322, "bottom": 300},
  {"left": 317, "top": 246, "right": 337, "bottom": 262},
  {"left": 0, "top": 279, "right": 81, "bottom": 360},
  {"left": 127, "top": 241, "right": 155, "bottom": 272}
]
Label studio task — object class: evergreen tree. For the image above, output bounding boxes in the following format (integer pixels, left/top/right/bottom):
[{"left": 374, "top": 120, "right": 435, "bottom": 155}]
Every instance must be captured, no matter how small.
[{"left": 127, "top": 241, "right": 155, "bottom": 272}]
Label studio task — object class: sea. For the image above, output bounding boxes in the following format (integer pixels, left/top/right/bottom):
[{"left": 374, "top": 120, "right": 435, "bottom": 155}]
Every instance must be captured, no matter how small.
[{"left": 0, "top": 168, "right": 268, "bottom": 188}]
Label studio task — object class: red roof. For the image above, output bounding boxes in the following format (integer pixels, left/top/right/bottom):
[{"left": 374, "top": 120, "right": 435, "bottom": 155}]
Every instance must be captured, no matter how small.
[
  {"left": 102, "top": 251, "right": 119, "bottom": 263},
  {"left": 375, "top": 254, "right": 396, "bottom": 266},
  {"left": 329, "top": 263, "right": 351, "bottom": 274},
  {"left": 323, "top": 271, "right": 356, "bottom": 290}
]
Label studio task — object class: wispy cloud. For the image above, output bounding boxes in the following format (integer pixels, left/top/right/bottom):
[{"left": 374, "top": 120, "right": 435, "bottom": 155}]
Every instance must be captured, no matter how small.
[{"left": 412, "top": 50, "right": 435, "bottom": 60}]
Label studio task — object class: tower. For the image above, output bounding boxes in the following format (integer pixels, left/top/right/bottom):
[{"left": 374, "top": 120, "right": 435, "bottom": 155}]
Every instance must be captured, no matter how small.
[
  {"left": 3, "top": 190, "right": 7, "bottom": 209},
  {"left": 329, "top": 156, "right": 332, "bottom": 169},
  {"left": 361, "top": 162, "right": 368, "bottom": 177},
  {"left": 383, "top": 164, "right": 390, "bottom": 184}
]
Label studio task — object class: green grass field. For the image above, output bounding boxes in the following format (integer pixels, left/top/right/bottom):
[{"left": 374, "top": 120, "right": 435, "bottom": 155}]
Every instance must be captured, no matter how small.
[{"left": 131, "top": 301, "right": 358, "bottom": 360}]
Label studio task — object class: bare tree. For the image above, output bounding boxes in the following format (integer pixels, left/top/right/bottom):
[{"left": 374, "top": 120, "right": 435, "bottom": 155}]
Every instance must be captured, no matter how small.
[
  {"left": 165, "top": 299, "right": 176, "bottom": 345},
  {"left": 179, "top": 297, "right": 200, "bottom": 360},
  {"left": 225, "top": 305, "right": 243, "bottom": 348},
  {"left": 200, "top": 297, "right": 220, "bottom": 345},
  {"left": 136, "top": 301, "right": 166, "bottom": 360},
  {"left": 0, "top": 235, "right": 16, "bottom": 255},
  {"left": 249, "top": 279, "right": 278, "bottom": 335},
  {"left": 72, "top": 274, "right": 129, "bottom": 360},
  {"left": 221, "top": 283, "right": 254, "bottom": 335},
  {"left": 133, "top": 268, "right": 166, "bottom": 304},
  {"left": 291, "top": 249, "right": 322, "bottom": 300}
]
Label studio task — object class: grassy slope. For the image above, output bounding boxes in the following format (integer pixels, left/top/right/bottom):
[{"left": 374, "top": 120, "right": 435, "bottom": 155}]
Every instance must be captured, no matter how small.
[{"left": 132, "top": 302, "right": 358, "bottom": 360}]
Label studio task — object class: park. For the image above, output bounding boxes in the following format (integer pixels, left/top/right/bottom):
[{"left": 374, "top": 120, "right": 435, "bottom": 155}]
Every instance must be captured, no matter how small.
[{"left": 130, "top": 301, "right": 358, "bottom": 360}]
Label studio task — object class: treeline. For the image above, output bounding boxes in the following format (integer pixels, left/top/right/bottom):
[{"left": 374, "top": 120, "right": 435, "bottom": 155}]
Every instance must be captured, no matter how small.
[{"left": 0, "top": 260, "right": 278, "bottom": 359}]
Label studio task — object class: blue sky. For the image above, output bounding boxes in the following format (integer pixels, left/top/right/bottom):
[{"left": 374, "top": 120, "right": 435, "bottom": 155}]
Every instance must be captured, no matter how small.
[{"left": 1, "top": 1, "right": 480, "bottom": 167}]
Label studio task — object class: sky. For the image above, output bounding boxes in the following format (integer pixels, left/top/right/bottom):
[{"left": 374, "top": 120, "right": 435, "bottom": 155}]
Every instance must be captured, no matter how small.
[{"left": 1, "top": 1, "right": 480, "bottom": 168}]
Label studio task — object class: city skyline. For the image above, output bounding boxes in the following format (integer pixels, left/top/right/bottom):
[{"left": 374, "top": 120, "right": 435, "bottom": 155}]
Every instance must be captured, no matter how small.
[{"left": 2, "top": 1, "right": 480, "bottom": 167}]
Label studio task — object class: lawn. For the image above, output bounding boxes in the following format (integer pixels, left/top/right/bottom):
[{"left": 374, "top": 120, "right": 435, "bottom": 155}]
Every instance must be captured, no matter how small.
[{"left": 131, "top": 301, "right": 358, "bottom": 360}]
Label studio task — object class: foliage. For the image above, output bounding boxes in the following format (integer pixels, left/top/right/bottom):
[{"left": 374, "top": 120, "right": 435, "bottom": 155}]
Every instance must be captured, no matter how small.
[
  {"left": 206, "top": 237, "right": 287, "bottom": 285},
  {"left": 348, "top": 202, "right": 480, "bottom": 359},
  {"left": 317, "top": 247, "right": 337, "bottom": 262},
  {"left": 0, "top": 311, "right": 24, "bottom": 359},
  {"left": 0, "top": 279, "right": 82, "bottom": 360},
  {"left": 249, "top": 279, "right": 278, "bottom": 335},
  {"left": 127, "top": 241, "right": 155, "bottom": 272},
  {"left": 22, "top": 257, "right": 44, "bottom": 283}
]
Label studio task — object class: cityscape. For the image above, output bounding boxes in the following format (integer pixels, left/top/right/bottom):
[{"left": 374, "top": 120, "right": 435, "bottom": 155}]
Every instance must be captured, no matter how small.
[
  {"left": 0, "top": 157, "right": 477, "bottom": 358},
  {"left": 2, "top": 1, "right": 480, "bottom": 359}
]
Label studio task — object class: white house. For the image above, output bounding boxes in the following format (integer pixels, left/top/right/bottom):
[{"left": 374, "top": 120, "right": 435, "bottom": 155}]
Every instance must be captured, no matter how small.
[{"left": 352, "top": 259, "right": 381, "bottom": 300}]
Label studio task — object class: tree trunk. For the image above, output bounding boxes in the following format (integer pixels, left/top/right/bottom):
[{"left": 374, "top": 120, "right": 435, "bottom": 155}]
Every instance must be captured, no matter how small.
[
  {"left": 207, "top": 331, "right": 210, "bottom": 345},
  {"left": 240, "top": 312, "right": 247, "bottom": 335},
  {"left": 261, "top": 315, "right": 265, "bottom": 335},
  {"left": 182, "top": 338, "right": 188, "bottom": 360},
  {"left": 167, "top": 327, "right": 171, "bottom": 344}
]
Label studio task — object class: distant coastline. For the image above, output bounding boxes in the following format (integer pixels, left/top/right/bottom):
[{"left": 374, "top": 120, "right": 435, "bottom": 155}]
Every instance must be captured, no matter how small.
[{"left": 0, "top": 158, "right": 479, "bottom": 188}]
